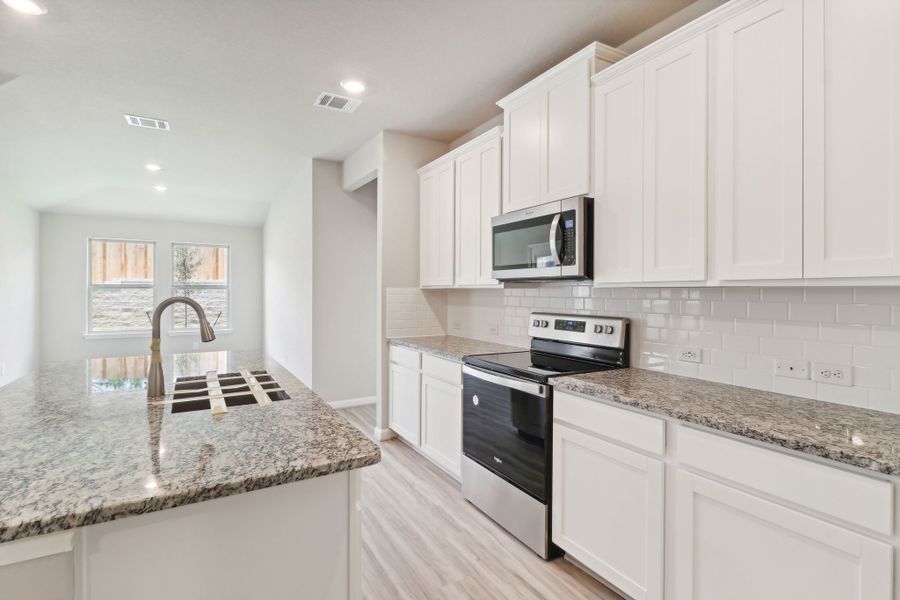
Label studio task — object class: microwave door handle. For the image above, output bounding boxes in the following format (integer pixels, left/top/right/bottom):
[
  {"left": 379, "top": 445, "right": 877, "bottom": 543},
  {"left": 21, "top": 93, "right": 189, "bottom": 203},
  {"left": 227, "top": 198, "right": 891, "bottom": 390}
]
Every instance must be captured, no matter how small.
[{"left": 548, "top": 214, "right": 562, "bottom": 266}]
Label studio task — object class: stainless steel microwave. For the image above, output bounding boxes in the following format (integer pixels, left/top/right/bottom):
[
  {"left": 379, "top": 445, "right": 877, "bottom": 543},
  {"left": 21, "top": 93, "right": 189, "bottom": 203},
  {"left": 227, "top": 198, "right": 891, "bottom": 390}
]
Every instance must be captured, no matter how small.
[{"left": 491, "top": 196, "right": 592, "bottom": 281}]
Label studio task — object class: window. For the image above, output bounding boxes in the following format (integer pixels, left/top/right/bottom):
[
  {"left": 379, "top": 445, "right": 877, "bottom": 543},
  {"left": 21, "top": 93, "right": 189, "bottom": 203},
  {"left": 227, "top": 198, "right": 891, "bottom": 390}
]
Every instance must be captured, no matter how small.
[
  {"left": 88, "top": 239, "right": 156, "bottom": 333},
  {"left": 171, "top": 243, "right": 229, "bottom": 330}
]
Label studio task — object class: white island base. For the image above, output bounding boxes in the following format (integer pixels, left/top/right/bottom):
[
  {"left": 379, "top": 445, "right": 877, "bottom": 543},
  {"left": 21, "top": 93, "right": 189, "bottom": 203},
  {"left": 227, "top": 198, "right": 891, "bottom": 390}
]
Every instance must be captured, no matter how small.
[{"left": 0, "top": 470, "right": 362, "bottom": 600}]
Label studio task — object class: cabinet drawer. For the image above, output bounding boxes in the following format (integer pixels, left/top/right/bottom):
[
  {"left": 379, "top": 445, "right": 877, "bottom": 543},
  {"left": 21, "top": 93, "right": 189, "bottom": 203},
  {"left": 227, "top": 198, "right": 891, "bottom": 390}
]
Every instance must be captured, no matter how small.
[
  {"left": 554, "top": 391, "right": 665, "bottom": 456},
  {"left": 421, "top": 354, "right": 461, "bottom": 386},
  {"left": 389, "top": 345, "right": 421, "bottom": 370},
  {"left": 677, "top": 425, "right": 893, "bottom": 535}
]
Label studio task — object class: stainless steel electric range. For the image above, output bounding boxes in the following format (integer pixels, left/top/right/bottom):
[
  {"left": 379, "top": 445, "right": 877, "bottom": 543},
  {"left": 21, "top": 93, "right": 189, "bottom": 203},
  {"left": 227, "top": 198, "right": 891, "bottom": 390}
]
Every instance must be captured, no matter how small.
[{"left": 461, "top": 312, "right": 629, "bottom": 559}]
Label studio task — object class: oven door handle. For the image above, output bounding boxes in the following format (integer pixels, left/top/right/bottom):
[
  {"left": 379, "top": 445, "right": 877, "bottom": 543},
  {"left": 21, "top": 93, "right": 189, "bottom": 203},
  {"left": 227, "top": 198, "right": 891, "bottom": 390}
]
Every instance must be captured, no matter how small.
[
  {"left": 548, "top": 214, "right": 562, "bottom": 266},
  {"left": 462, "top": 365, "right": 549, "bottom": 398}
]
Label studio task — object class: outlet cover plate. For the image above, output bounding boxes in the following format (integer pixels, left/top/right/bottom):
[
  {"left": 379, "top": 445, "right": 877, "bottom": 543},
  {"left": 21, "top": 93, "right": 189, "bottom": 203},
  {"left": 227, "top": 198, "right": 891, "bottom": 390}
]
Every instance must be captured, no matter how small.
[
  {"left": 775, "top": 358, "right": 809, "bottom": 380},
  {"left": 678, "top": 347, "right": 702, "bottom": 363},
  {"left": 812, "top": 363, "right": 853, "bottom": 386}
]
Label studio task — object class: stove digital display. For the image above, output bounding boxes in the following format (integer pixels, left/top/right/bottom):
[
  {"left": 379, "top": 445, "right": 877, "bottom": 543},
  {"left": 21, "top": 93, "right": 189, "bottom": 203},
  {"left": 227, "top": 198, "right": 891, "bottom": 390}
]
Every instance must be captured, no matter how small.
[{"left": 555, "top": 318, "right": 585, "bottom": 333}]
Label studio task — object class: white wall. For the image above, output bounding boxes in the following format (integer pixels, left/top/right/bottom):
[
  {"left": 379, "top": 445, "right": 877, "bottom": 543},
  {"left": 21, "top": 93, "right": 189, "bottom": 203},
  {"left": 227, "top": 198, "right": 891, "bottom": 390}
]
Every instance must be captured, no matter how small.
[
  {"left": 312, "top": 160, "right": 377, "bottom": 403},
  {"left": 437, "top": 284, "right": 900, "bottom": 414},
  {"left": 40, "top": 213, "right": 263, "bottom": 363},
  {"left": 264, "top": 159, "right": 314, "bottom": 386},
  {"left": 0, "top": 199, "right": 40, "bottom": 387},
  {"left": 617, "top": 0, "right": 728, "bottom": 53}
]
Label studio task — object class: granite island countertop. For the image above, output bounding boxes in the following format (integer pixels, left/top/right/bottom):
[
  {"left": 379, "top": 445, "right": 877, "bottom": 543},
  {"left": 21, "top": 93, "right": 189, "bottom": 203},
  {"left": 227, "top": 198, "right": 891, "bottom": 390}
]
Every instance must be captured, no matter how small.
[
  {"left": 0, "top": 350, "right": 381, "bottom": 543},
  {"left": 389, "top": 335, "right": 525, "bottom": 363},
  {"left": 554, "top": 368, "right": 900, "bottom": 477}
]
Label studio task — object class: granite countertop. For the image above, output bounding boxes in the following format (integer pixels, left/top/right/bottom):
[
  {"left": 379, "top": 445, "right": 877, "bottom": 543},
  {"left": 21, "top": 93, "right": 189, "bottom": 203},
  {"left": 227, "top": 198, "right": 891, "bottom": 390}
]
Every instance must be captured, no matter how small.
[
  {"left": 389, "top": 335, "right": 526, "bottom": 362},
  {"left": 554, "top": 368, "right": 900, "bottom": 477},
  {"left": 0, "top": 350, "right": 380, "bottom": 543}
]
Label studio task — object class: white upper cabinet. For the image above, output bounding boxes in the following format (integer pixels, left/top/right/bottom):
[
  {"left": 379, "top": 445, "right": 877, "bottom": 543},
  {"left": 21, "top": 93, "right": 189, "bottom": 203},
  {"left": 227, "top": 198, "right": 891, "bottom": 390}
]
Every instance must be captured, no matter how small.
[
  {"left": 642, "top": 36, "right": 708, "bottom": 282},
  {"left": 502, "top": 92, "right": 543, "bottom": 213},
  {"left": 803, "top": 0, "right": 900, "bottom": 278},
  {"left": 499, "top": 43, "right": 627, "bottom": 214},
  {"left": 455, "top": 131, "right": 501, "bottom": 286},
  {"left": 714, "top": 0, "right": 803, "bottom": 281},
  {"left": 592, "top": 67, "right": 644, "bottom": 283},
  {"left": 419, "top": 159, "right": 455, "bottom": 287}
]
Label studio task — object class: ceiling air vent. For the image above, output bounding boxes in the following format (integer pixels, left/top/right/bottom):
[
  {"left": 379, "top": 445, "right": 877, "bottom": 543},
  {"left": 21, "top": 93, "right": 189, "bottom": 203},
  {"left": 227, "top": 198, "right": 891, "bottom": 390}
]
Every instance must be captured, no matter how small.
[
  {"left": 313, "top": 92, "right": 361, "bottom": 113},
  {"left": 124, "top": 114, "right": 170, "bottom": 131}
]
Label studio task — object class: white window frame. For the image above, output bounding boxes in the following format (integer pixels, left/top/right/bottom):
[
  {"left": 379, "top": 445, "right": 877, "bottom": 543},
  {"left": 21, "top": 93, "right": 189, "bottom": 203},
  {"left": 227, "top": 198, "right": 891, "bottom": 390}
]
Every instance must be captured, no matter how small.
[
  {"left": 169, "top": 242, "right": 232, "bottom": 335},
  {"left": 85, "top": 237, "right": 157, "bottom": 337}
]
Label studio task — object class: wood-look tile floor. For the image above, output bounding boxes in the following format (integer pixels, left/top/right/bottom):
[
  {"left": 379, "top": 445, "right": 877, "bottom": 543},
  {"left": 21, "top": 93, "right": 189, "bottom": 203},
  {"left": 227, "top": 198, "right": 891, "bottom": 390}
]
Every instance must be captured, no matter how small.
[{"left": 338, "top": 406, "right": 622, "bottom": 600}]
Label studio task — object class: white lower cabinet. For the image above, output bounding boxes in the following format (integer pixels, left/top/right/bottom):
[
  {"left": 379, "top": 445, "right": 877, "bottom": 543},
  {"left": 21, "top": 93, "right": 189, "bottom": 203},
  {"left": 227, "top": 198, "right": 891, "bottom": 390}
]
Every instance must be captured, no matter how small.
[
  {"left": 388, "top": 361, "right": 420, "bottom": 446},
  {"left": 420, "top": 374, "right": 462, "bottom": 477},
  {"left": 553, "top": 423, "right": 664, "bottom": 600},
  {"left": 388, "top": 346, "right": 462, "bottom": 480},
  {"left": 674, "top": 470, "right": 892, "bottom": 600}
]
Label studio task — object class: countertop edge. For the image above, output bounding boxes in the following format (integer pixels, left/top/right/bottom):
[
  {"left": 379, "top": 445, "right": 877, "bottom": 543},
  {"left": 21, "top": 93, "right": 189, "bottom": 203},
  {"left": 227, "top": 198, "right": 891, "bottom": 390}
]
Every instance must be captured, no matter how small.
[
  {"left": 552, "top": 376, "right": 899, "bottom": 478},
  {"left": 0, "top": 447, "right": 381, "bottom": 544},
  {"left": 388, "top": 336, "right": 526, "bottom": 364}
]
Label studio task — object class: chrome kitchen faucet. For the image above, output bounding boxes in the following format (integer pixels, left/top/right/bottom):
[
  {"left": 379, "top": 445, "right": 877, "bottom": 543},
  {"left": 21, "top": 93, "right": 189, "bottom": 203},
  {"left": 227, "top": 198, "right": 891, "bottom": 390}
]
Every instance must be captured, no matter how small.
[{"left": 147, "top": 297, "right": 216, "bottom": 399}]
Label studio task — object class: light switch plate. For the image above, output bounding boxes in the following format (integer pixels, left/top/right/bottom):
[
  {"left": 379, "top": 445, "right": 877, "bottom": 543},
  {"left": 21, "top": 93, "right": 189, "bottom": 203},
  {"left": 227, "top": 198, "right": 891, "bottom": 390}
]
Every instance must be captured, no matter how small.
[{"left": 775, "top": 358, "right": 809, "bottom": 380}]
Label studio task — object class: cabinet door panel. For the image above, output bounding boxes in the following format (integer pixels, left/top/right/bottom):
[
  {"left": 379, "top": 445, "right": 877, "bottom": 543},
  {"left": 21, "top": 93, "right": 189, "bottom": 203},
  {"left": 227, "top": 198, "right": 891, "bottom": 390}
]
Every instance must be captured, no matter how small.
[
  {"left": 388, "top": 363, "right": 420, "bottom": 445},
  {"left": 545, "top": 62, "right": 592, "bottom": 202},
  {"left": 804, "top": 0, "right": 900, "bottom": 277},
  {"left": 420, "top": 375, "right": 462, "bottom": 479},
  {"left": 674, "top": 471, "right": 892, "bottom": 600},
  {"left": 503, "top": 95, "right": 543, "bottom": 213},
  {"left": 455, "top": 136, "right": 501, "bottom": 287},
  {"left": 419, "top": 172, "right": 437, "bottom": 287},
  {"left": 478, "top": 138, "right": 502, "bottom": 285},
  {"left": 435, "top": 163, "right": 455, "bottom": 286},
  {"left": 553, "top": 424, "right": 663, "bottom": 600},
  {"left": 593, "top": 67, "right": 644, "bottom": 283},
  {"left": 714, "top": 0, "right": 803, "bottom": 280},
  {"left": 643, "top": 36, "right": 708, "bottom": 282}
]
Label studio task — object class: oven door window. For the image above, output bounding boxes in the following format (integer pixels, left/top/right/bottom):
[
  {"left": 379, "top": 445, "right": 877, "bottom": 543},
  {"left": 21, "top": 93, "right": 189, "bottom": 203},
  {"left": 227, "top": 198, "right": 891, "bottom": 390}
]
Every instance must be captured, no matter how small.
[
  {"left": 493, "top": 213, "right": 558, "bottom": 271},
  {"left": 462, "top": 373, "right": 548, "bottom": 502}
]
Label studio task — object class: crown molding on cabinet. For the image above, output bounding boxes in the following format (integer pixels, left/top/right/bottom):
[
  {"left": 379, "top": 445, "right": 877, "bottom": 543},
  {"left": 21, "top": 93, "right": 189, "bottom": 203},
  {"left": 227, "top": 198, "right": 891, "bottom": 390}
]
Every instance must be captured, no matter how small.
[
  {"left": 416, "top": 126, "right": 503, "bottom": 175},
  {"left": 591, "top": 0, "right": 770, "bottom": 86},
  {"left": 497, "top": 42, "right": 629, "bottom": 109}
]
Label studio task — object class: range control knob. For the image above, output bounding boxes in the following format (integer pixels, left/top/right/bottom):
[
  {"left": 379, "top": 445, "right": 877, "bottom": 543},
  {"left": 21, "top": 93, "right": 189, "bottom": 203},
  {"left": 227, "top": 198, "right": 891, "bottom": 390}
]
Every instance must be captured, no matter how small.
[
  {"left": 594, "top": 324, "right": 604, "bottom": 333},
  {"left": 472, "top": 395, "right": 480, "bottom": 406},
  {"left": 532, "top": 319, "right": 541, "bottom": 327},
  {"left": 540, "top": 320, "right": 549, "bottom": 327},
  {"left": 604, "top": 325, "right": 615, "bottom": 334}
]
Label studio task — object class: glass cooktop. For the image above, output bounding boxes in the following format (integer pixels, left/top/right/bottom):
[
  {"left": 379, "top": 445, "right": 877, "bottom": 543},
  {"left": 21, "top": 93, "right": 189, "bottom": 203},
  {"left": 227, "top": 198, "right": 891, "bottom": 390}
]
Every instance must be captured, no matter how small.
[{"left": 463, "top": 350, "right": 620, "bottom": 384}]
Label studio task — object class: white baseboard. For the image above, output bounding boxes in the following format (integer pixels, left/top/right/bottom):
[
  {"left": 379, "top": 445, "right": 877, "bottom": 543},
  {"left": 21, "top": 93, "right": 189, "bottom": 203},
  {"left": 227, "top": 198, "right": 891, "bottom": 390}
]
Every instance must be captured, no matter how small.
[
  {"left": 328, "top": 396, "right": 376, "bottom": 409},
  {"left": 374, "top": 427, "right": 397, "bottom": 441}
]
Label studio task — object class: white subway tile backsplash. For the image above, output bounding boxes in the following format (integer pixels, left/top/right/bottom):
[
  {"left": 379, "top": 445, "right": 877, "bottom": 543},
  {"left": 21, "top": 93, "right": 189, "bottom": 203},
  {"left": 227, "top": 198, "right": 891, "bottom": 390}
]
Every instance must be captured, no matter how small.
[
  {"left": 711, "top": 301, "right": 748, "bottom": 319},
  {"left": 722, "top": 334, "right": 760, "bottom": 353},
  {"left": 760, "top": 337, "right": 803, "bottom": 358},
  {"left": 748, "top": 302, "right": 788, "bottom": 320},
  {"left": 803, "top": 340, "right": 852, "bottom": 364},
  {"left": 789, "top": 302, "right": 836, "bottom": 322},
  {"left": 773, "top": 320, "right": 818, "bottom": 341},
  {"left": 837, "top": 303, "right": 892, "bottom": 325},
  {"left": 434, "top": 284, "right": 900, "bottom": 413},
  {"left": 853, "top": 287, "right": 900, "bottom": 304},
  {"left": 872, "top": 326, "right": 900, "bottom": 348},
  {"left": 820, "top": 323, "right": 871, "bottom": 345}
]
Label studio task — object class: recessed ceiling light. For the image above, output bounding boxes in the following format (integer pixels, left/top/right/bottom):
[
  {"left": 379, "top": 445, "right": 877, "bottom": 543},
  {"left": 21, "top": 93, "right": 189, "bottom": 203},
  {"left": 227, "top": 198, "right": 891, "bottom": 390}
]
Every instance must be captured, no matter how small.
[
  {"left": 340, "top": 80, "right": 366, "bottom": 94},
  {"left": 153, "top": 185, "right": 167, "bottom": 192},
  {"left": 145, "top": 164, "right": 162, "bottom": 172},
  {"left": 3, "top": 0, "right": 47, "bottom": 15}
]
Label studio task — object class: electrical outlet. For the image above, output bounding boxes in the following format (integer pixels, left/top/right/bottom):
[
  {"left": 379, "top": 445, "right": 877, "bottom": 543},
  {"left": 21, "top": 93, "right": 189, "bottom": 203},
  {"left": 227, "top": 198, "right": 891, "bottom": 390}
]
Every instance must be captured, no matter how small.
[
  {"left": 813, "top": 363, "right": 853, "bottom": 386},
  {"left": 192, "top": 341, "right": 200, "bottom": 350},
  {"left": 488, "top": 324, "right": 499, "bottom": 336},
  {"left": 678, "top": 348, "right": 702, "bottom": 363},
  {"left": 775, "top": 359, "right": 809, "bottom": 380},
  {"left": 0, "top": 362, "right": 5, "bottom": 378},
  {"left": 451, "top": 320, "right": 462, "bottom": 331}
]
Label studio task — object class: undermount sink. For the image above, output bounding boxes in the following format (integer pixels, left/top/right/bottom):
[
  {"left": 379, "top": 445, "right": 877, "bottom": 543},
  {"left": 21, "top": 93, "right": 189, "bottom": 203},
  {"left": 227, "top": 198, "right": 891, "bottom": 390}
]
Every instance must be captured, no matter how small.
[{"left": 171, "top": 370, "right": 290, "bottom": 413}]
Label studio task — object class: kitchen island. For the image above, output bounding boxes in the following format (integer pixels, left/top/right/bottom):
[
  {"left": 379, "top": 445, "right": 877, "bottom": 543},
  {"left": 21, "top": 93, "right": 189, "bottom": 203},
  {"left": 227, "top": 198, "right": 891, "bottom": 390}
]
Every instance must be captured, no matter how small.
[{"left": 0, "top": 350, "right": 380, "bottom": 600}]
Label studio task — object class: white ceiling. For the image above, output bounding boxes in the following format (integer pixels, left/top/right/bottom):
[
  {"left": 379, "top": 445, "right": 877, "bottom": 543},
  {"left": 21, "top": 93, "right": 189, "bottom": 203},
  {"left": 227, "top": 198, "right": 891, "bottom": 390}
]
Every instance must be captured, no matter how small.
[{"left": 0, "top": 0, "right": 694, "bottom": 225}]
